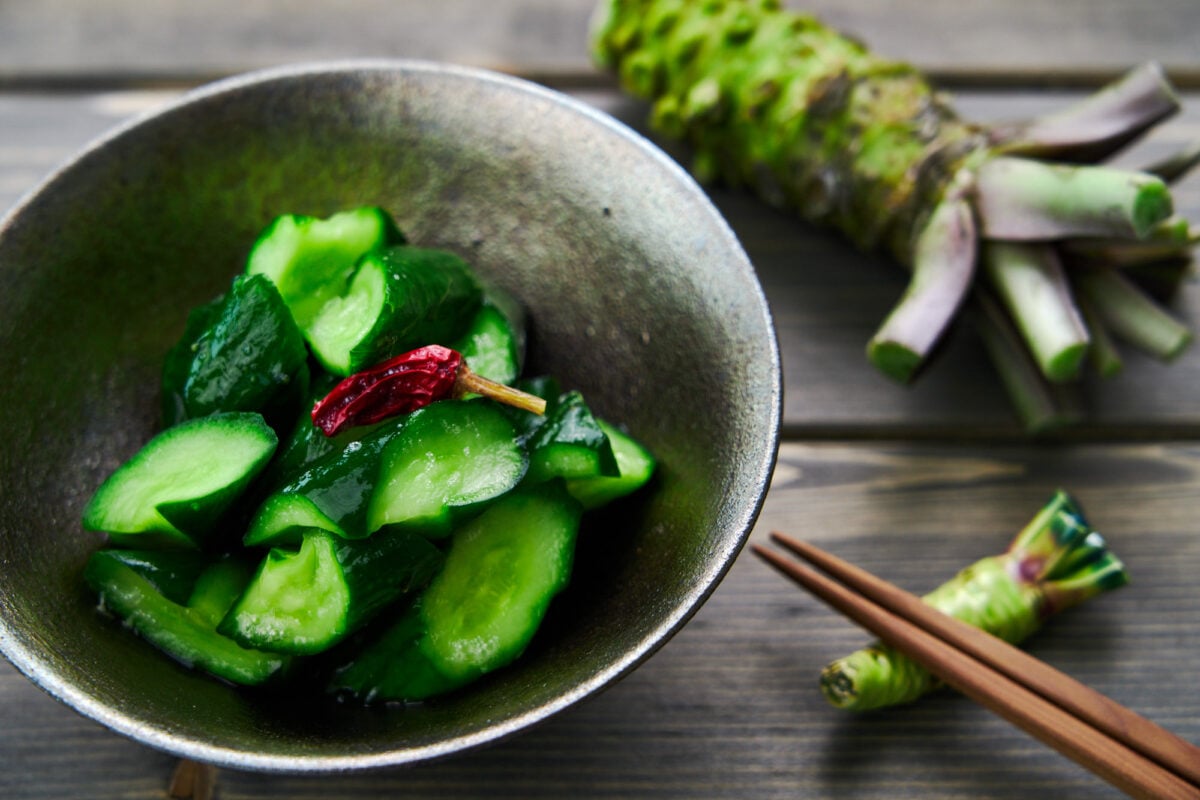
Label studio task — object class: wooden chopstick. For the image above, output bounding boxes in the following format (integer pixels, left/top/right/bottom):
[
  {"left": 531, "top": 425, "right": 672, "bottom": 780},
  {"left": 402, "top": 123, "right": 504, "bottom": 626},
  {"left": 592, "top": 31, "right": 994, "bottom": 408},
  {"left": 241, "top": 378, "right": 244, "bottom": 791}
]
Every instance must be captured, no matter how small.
[{"left": 752, "top": 532, "right": 1200, "bottom": 800}]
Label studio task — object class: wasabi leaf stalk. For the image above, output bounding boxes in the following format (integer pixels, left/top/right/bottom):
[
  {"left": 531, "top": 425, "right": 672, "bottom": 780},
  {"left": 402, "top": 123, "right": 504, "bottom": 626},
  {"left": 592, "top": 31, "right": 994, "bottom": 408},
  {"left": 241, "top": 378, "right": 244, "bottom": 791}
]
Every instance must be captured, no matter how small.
[{"left": 591, "top": 0, "right": 1198, "bottom": 429}]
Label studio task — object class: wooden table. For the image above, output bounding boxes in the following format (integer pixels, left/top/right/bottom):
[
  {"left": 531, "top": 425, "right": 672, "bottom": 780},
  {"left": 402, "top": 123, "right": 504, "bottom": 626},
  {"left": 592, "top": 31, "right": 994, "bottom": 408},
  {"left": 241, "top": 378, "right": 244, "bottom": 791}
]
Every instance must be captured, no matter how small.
[{"left": 2, "top": 2, "right": 1199, "bottom": 797}]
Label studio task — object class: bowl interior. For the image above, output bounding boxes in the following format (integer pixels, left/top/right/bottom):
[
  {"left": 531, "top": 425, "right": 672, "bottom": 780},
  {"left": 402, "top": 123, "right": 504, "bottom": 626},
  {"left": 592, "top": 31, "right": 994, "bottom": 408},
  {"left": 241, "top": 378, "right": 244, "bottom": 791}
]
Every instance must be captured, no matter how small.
[{"left": 0, "top": 62, "right": 779, "bottom": 771}]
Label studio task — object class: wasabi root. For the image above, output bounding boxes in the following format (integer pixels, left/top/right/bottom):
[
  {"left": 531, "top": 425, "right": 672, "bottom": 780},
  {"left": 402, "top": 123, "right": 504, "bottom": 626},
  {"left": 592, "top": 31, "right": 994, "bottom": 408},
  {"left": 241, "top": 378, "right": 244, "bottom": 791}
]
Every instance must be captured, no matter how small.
[
  {"left": 592, "top": 0, "right": 1198, "bottom": 430},
  {"left": 819, "top": 491, "right": 1127, "bottom": 711}
]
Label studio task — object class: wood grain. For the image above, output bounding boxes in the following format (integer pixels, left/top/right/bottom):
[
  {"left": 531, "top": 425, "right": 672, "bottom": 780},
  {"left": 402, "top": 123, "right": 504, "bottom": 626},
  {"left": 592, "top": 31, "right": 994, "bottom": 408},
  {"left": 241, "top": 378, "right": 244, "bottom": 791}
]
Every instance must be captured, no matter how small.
[{"left": 1, "top": 0, "right": 1199, "bottom": 87}]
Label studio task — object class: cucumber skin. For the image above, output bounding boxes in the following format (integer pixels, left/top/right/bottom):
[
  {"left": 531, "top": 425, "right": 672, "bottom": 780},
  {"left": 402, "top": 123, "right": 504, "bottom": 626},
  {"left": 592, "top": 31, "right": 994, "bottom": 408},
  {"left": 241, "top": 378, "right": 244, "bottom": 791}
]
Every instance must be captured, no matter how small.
[
  {"left": 162, "top": 274, "right": 309, "bottom": 430},
  {"left": 245, "top": 418, "right": 407, "bottom": 546},
  {"left": 452, "top": 301, "right": 523, "bottom": 385},
  {"left": 566, "top": 420, "right": 657, "bottom": 510},
  {"left": 85, "top": 549, "right": 290, "bottom": 686},
  {"left": 421, "top": 480, "right": 582, "bottom": 682},
  {"left": 366, "top": 400, "right": 528, "bottom": 538},
  {"left": 82, "top": 412, "right": 278, "bottom": 549},
  {"left": 327, "top": 482, "right": 583, "bottom": 703},
  {"left": 345, "top": 246, "right": 483, "bottom": 373},
  {"left": 327, "top": 601, "right": 466, "bottom": 704},
  {"left": 220, "top": 527, "right": 445, "bottom": 655},
  {"left": 245, "top": 206, "right": 405, "bottom": 332}
]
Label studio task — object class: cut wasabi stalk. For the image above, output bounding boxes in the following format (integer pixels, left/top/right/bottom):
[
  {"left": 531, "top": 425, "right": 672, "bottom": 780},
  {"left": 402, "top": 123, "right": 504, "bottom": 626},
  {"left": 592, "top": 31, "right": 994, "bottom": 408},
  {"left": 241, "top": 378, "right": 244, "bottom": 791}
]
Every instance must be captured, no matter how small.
[
  {"left": 974, "top": 157, "right": 1173, "bottom": 241},
  {"left": 818, "top": 491, "right": 1127, "bottom": 711},
  {"left": 244, "top": 419, "right": 407, "bottom": 547},
  {"left": 219, "top": 526, "right": 443, "bottom": 655},
  {"left": 82, "top": 412, "right": 278, "bottom": 548},
  {"left": 981, "top": 242, "right": 1090, "bottom": 382},
  {"left": 990, "top": 62, "right": 1180, "bottom": 163},
  {"left": 1142, "top": 137, "right": 1200, "bottom": 184},
  {"left": 306, "top": 244, "right": 482, "bottom": 375},
  {"left": 867, "top": 183, "right": 977, "bottom": 383},
  {"left": 245, "top": 206, "right": 403, "bottom": 331},
  {"left": 85, "top": 549, "right": 290, "bottom": 686},
  {"left": 1078, "top": 297, "right": 1126, "bottom": 378},
  {"left": 1074, "top": 268, "right": 1192, "bottom": 360},
  {"left": 366, "top": 400, "right": 527, "bottom": 538},
  {"left": 1060, "top": 217, "right": 1199, "bottom": 273},
  {"left": 969, "top": 293, "right": 1084, "bottom": 433},
  {"left": 161, "top": 274, "right": 309, "bottom": 430},
  {"left": 566, "top": 419, "right": 657, "bottom": 510},
  {"left": 421, "top": 481, "right": 581, "bottom": 686}
]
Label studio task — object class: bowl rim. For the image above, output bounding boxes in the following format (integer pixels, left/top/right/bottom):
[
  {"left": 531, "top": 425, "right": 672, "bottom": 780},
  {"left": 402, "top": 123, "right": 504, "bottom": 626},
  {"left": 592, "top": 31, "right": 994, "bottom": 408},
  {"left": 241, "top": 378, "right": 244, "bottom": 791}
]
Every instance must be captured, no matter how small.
[{"left": 0, "top": 58, "right": 782, "bottom": 773}]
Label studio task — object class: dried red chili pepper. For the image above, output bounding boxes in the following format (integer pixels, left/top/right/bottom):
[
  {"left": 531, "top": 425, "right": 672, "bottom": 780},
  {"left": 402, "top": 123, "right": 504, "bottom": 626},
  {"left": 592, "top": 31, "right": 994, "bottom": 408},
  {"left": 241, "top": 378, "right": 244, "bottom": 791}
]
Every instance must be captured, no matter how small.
[{"left": 311, "top": 344, "right": 546, "bottom": 436}]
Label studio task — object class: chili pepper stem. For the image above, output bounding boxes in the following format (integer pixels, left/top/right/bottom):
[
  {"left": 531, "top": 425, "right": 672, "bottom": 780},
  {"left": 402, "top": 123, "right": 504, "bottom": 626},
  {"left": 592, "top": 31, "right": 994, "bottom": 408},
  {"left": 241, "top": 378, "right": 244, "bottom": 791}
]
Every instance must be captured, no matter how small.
[{"left": 455, "top": 366, "right": 547, "bottom": 415}]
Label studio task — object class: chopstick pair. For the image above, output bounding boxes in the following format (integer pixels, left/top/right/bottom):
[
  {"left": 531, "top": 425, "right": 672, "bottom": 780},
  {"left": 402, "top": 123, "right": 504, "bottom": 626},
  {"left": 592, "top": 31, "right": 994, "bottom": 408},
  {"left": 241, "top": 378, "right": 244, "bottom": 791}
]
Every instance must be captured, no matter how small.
[{"left": 752, "top": 532, "right": 1200, "bottom": 800}]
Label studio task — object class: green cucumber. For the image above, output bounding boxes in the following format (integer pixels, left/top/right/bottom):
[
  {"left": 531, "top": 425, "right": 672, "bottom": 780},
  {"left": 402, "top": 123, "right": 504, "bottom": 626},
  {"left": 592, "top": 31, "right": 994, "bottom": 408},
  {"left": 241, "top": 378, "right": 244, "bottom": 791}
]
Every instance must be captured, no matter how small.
[
  {"left": 161, "top": 293, "right": 224, "bottom": 427},
  {"left": 245, "top": 206, "right": 403, "bottom": 331},
  {"left": 565, "top": 420, "right": 657, "bottom": 509},
  {"left": 85, "top": 549, "right": 289, "bottom": 686},
  {"left": 306, "top": 244, "right": 482, "bottom": 375},
  {"left": 327, "top": 601, "right": 466, "bottom": 704},
  {"left": 329, "top": 482, "right": 583, "bottom": 702},
  {"left": 244, "top": 419, "right": 407, "bottom": 547},
  {"left": 452, "top": 296, "right": 524, "bottom": 386},
  {"left": 219, "top": 527, "right": 444, "bottom": 655},
  {"left": 366, "top": 400, "right": 528, "bottom": 538},
  {"left": 421, "top": 481, "right": 582, "bottom": 682},
  {"left": 82, "top": 412, "right": 278, "bottom": 548},
  {"left": 523, "top": 391, "right": 619, "bottom": 483},
  {"left": 161, "top": 274, "right": 309, "bottom": 429},
  {"left": 88, "top": 548, "right": 209, "bottom": 606}
]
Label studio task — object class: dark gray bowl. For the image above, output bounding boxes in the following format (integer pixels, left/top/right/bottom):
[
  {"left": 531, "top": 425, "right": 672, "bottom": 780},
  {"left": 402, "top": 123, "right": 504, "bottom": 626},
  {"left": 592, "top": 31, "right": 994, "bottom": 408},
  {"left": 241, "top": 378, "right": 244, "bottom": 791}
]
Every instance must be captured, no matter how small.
[{"left": 0, "top": 61, "right": 780, "bottom": 772}]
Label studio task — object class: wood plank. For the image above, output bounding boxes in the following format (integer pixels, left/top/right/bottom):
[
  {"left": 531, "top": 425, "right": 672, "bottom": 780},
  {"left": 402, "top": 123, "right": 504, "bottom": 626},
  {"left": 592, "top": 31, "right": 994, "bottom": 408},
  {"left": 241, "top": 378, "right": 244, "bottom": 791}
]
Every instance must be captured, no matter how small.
[
  {"left": 0, "top": 1, "right": 1199, "bottom": 87},
  {"left": 3, "top": 87, "right": 1200, "bottom": 436},
  {"left": 2, "top": 441, "right": 1196, "bottom": 797}
]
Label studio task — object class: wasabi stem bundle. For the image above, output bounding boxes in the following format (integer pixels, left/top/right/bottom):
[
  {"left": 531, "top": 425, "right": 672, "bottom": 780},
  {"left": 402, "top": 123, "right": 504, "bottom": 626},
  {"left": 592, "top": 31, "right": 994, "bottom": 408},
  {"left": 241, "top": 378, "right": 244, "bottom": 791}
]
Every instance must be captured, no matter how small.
[
  {"left": 819, "top": 491, "right": 1127, "bottom": 711},
  {"left": 591, "top": 0, "right": 1199, "bottom": 430}
]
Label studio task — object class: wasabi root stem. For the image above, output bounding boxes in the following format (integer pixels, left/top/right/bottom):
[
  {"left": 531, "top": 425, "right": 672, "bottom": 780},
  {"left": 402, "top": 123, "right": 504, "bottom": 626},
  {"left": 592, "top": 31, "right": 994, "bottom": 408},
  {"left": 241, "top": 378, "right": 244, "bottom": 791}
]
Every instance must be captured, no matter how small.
[
  {"left": 982, "top": 242, "right": 1090, "bottom": 382},
  {"left": 867, "top": 175, "right": 977, "bottom": 383},
  {"left": 1142, "top": 137, "right": 1200, "bottom": 184},
  {"left": 1074, "top": 268, "right": 1192, "bottom": 360},
  {"left": 974, "top": 157, "right": 1173, "bottom": 241},
  {"left": 970, "top": 293, "right": 1084, "bottom": 433},
  {"left": 990, "top": 62, "right": 1180, "bottom": 163}
]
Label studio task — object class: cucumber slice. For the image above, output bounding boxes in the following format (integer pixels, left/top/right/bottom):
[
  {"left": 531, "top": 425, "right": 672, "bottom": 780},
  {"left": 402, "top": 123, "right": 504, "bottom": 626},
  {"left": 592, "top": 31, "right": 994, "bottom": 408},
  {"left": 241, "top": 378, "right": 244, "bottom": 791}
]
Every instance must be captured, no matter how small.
[
  {"left": 421, "top": 481, "right": 582, "bottom": 681},
  {"left": 164, "top": 274, "right": 309, "bottom": 427},
  {"left": 245, "top": 420, "right": 406, "bottom": 546},
  {"left": 327, "top": 601, "right": 466, "bottom": 704},
  {"left": 566, "top": 420, "right": 657, "bottom": 510},
  {"left": 220, "top": 527, "right": 443, "bottom": 655},
  {"left": 523, "top": 391, "right": 620, "bottom": 483},
  {"left": 161, "top": 294, "right": 224, "bottom": 427},
  {"left": 366, "top": 400, "right": 528, "bottom": 538},
  {"left": 82, "top": 412, "right": 278, "bottom": 548},
  {"left": 306, "top": 245, "right": 482, "bottom": 375},
  {"left": 88, "top": 549, "right": 209, "bottom": 606},
  {"left": 452, "top": 298, "right": 524, "bottom": 386},
  {"left": 85, "top": 549, "right": 289, "bottom": 686},
  {"left": 245, "top": 206, "right": 403, "bottom": 331}
]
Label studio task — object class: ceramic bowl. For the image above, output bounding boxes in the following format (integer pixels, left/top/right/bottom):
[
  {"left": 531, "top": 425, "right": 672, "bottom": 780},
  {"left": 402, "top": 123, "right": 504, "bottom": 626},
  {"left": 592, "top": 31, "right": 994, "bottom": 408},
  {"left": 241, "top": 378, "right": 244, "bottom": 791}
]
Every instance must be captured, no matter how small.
[{"left": 0, "top": 61, "right": 780, "bottom": 772}]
